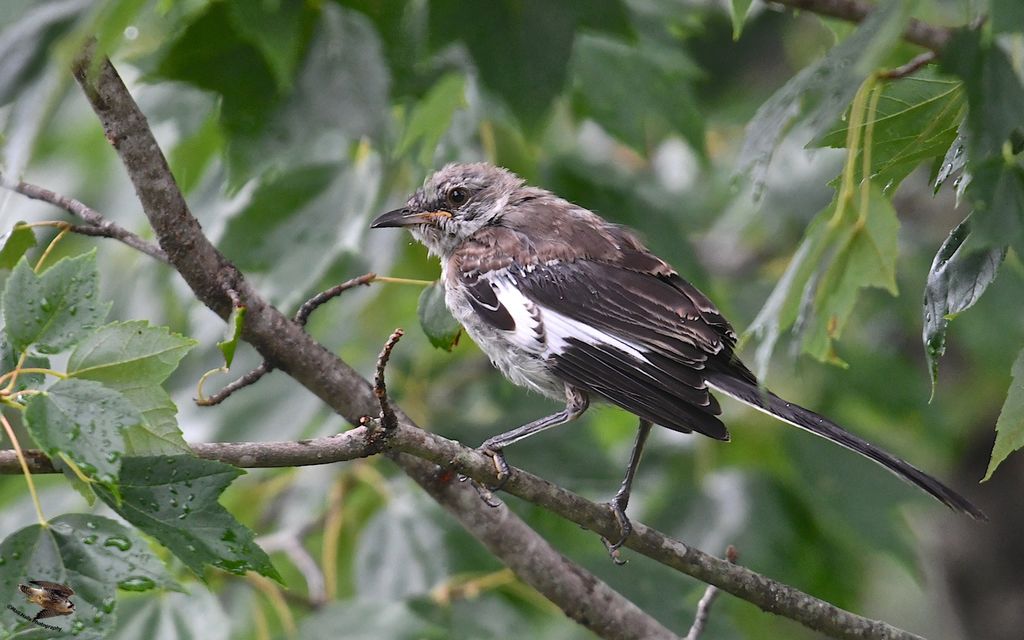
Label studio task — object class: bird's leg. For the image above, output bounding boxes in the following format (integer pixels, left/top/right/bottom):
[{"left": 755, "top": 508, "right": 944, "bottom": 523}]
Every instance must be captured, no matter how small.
[
  {"left": 475, "top": 387, "right": 589, "bottom": 492},
  {"left": 603, "top": 419, "right": 653, "bottom": 561}
]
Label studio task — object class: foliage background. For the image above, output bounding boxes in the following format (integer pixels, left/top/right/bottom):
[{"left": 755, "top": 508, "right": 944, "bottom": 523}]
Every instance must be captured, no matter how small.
[{"left": 0, "top": 0, "right": 1021, "bottom": 638}]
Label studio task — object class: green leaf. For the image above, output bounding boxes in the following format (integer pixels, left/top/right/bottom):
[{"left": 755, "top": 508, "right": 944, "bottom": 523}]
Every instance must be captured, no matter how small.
[
  {"left": 3, "top": 252, "right": 110, "bottom": 354},
  {"left": 816, "top": 70, "right": 965, "bottom": 187},
  {"left": 0, "top": 514, "right": 177, "bottom": 639},
  {"left": 397, "top": 73, "right": 467, "bottom": 167},
  {"left": 226, "top": 0, "right": 310, "bottom": 90},
  {"left": 155, "top": 1, "right": 280, "bottom": 138},
  {"left": 923, "top": 217, "right": 1006, "bottom": 390},
  {"left": 985, "top": 348, "right": 1024, "bottom": 480},
  {"left": 119, "top": 385, "right": 190, "bottom": 455},
  {"left": 940, "top": 29, "right": 1024, "bottom": 159},
  {"left": 24, "top": 378, "right": 141, "bottom": 488},
  {"left": 67, "top": 320, "right": 197, "bottom": 455},
  {"left": 991, "top": 0, "right": 1024, "bottom": 35},
  {"left": 747, "top": 184, "right": 899, "bottom": 370},
  {"left": 729, "top": 0, "right": 754, "bottom": 40},
  {"left": 96, "top": 456, "right": 280, "bottom": 580},
  {"left": 801, "top": 185, "right": 900, "bottom": 364},
  {"left": 572, "top": 35, "right": 704, "bottom": 153},
  {"left": 933, "top": 127, "right": 967, "bottom": 193},
  {"left": 224, "top": 5, "right": 389, "bottom": 185},
  {"left": 68, "top": 321, "right": 197, "bottom": 387},
  {"left": 0, "top": 223, "right": 36, "bottom": 268},
  {"left": 218, "top": 163, "right": 338, "bottom": 271},
  {"left": 428, "top": 0, "right": 631, "bottom": 130},
  {"left": 217, "top": 305, "right": 245, "bottom": 368},
  {"left": 965, "top": 156, "right": 1024, "bottom": 249},
  {"left": 737, "top": 0, "right": 914, "bottom": 193},
  {"left": 417, "top": 281, "right": 460, "bottom": 351}
]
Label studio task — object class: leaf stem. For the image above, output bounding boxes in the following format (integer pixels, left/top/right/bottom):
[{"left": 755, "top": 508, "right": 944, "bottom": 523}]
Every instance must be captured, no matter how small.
[
  {"left": 1, "top": 351, "right": 29, "bottom": 395},
  {"left": 858, "top": 79, "right": 884, "bottom": 223},
  {"left": 34, "top": 226, "right": 70, "bottom": 273},
  {"left": 372, "top": 275, "right": 435, "bottom": 287},
  {"left": 0, "top": 367, "right": 68, "bottom": 393},
  {"left": 58, "top": 452, "right": 93, "bottom": 485},
  {"left": 0, "top": 412, "right": 47, "bottom": 526}
]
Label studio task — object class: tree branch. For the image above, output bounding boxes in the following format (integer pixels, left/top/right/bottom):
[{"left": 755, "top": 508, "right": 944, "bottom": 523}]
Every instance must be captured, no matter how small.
[
  {"left": 769, "top": 0, "right": 954, "bottom": 52},
  {"left": 59, "top": 44, "right": 928, "bottom": 640},
  {"left": 3, "top": 178, "right": 168, "bottom": 262},
  {"left": 0, "top": 421, "right": 924, "bottom": 640}
]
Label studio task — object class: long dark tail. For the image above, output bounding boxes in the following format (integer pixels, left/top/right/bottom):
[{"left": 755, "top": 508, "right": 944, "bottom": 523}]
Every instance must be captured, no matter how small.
[{"left": 706, "top": 373, "right": 987, "bottom": 521}]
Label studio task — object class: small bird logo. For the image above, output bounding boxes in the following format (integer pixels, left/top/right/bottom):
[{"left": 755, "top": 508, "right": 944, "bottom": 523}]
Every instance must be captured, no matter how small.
[{"left": 18, "top": 581, "right": 75, "bottom": 621}]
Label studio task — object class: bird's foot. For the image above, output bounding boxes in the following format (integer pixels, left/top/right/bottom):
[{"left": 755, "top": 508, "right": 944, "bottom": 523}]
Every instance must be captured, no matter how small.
[
  {"left": 459, "top": 446, "right": 511, "bottom": 508},
  {"left": 600, "top": 497, "right": 633, "bottom": 565}
]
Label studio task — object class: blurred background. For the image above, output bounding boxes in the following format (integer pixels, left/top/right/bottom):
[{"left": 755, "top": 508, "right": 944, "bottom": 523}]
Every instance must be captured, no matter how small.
[{"left": 0, "top": 0, "right": 1020, "bottom": 638}]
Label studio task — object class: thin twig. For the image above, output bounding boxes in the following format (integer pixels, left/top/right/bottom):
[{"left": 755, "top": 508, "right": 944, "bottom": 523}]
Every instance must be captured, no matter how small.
[
  {"left": 880, "top": 51, "right": 937, "bottom": 80},
  {"left": 194, "top": 362, "right": 271, "bottom": 406},
  {"left": 768, "top": 0, "right": 953, "bottom": 52},
  {"left": 685, "top": 545, "right": 738, "bottom": 640},
  {"left": 294, "top": 272, "right": 377, "bottom": 327},
  {"left": 373, "top": 329, "right": 403, "bottom": 431},
  {"left": 198, "top": 274, "right": 380, "bottom": 406},
  {"left": 4, "top": 179, "right": 168, "bottom": 262}
]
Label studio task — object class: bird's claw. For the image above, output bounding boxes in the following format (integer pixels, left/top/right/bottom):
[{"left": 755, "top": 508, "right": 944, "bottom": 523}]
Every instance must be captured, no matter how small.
[
  {"left": 459, "top": 446, "right": 511, "bottom": 508},
  {"left": 600, "top": 498, "right": 633, "bottom": 564},
  {"left": 482, "top": 446, "right": 511, "bottom": 491}
]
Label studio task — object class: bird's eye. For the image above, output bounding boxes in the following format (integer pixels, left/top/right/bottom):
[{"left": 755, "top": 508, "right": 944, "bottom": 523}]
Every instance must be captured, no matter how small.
[{"left": 446, "top": 187, "right": 468, "bottom": 206}]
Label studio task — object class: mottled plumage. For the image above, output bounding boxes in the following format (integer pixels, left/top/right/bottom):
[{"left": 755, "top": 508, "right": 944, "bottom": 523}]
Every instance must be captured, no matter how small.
[{"left": 371, "top": 162, "right": 986, "bottom": 533}]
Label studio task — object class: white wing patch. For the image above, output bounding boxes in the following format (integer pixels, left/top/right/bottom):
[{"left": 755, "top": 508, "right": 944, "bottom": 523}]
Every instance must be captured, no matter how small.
[{"left": 486, "top": 268, "right": 651, "bottom": 364}]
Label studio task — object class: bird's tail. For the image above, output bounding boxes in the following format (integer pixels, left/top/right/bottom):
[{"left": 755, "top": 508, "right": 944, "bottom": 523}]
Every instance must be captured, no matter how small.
[{"left": 705, "top": 372, "right": 987, "bottom": 521}]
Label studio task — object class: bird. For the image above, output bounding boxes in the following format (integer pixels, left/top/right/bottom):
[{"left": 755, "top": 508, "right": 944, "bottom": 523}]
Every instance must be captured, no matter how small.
[
  {"left": 18, "top": 580, "right": 75, "bottom": 621},
  {"left": 371, "top": 162, "right": 986, "bottom": 548}
]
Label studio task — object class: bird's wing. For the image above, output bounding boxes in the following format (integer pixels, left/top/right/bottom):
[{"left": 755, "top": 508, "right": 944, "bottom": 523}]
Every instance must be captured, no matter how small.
[
  {"left": 29, "top": 581, "right": 74, "bottom": 597},
  {"left": 34, "top": 608, "right": 63, "bottom": 620},
  {"left": 466, "top": 257, "right": 745, "bottom": 440}
]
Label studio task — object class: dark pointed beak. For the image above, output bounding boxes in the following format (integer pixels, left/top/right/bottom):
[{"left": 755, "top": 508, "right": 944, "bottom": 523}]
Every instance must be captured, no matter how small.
[{"left": 371, "top": 207, "right": 452, "bottom": 228}]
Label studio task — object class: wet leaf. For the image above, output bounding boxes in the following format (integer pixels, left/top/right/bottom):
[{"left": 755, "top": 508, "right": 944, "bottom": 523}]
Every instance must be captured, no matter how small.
[
  {"left": 3, "top": 252, "right": 110, "bottom": 354},
  {"left": 0, "top": 514, "right": 176, "bottom": 639},
  {"left": 96, "top": 456, "right": 279, "bottom": 580},
  {"left": 24, "top": 379, "right": 141, "bottom": 492},
  {"left": 923, "top": 217, "right": 1006, "bottom": 390},
  {"left": 68, "top": 321, "right": 197, "bottom": 455}
]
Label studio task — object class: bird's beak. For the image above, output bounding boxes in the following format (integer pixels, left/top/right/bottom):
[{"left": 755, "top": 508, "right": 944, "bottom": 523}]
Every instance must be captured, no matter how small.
[{"left": 370, "top": 207, "right": 452, "bottom": 228}]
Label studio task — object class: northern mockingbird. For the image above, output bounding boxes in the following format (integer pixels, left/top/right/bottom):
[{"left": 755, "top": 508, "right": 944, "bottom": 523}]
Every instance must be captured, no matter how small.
[{"left": 371, "top": 162, "right": 985, "bottom": 546}]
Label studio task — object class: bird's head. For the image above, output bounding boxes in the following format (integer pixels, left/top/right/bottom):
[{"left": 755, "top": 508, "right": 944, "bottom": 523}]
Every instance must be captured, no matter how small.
[{"left": 371, "top": 162, "right": 524, "bottom": 257}]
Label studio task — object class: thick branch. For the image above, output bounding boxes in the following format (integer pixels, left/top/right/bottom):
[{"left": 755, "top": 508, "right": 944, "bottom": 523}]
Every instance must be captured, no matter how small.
[
  {"left": 770, "top": 0, "right": 954, "bottom": 52},
  {"left": 66, "top": 45, "right": 926, "bottom": 640}
]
